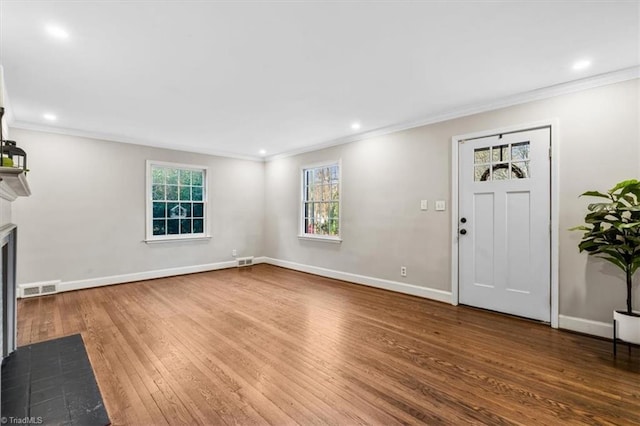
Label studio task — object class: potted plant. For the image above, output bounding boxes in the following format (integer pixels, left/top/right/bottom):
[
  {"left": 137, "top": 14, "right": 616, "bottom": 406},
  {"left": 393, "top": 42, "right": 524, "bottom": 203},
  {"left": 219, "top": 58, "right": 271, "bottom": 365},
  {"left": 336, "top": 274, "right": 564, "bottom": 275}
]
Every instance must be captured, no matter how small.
[{"left": 572, "top": 179, "right": 640, "bottom": 345}]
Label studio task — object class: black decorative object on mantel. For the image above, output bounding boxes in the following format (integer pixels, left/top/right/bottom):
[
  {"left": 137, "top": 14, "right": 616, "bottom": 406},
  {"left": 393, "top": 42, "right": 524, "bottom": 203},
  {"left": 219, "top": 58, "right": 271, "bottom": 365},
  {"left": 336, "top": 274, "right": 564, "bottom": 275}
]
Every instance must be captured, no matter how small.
[{"left": 0, "top": 106, "right": 28, "bottom": 172}]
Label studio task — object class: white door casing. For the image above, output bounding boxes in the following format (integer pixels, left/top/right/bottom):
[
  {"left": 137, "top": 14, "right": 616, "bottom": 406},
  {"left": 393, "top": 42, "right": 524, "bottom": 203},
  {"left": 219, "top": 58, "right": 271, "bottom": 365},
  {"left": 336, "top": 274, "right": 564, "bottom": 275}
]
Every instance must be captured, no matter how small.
[{"left": 458, "top": 127, "right": 551, "bottom": 322}]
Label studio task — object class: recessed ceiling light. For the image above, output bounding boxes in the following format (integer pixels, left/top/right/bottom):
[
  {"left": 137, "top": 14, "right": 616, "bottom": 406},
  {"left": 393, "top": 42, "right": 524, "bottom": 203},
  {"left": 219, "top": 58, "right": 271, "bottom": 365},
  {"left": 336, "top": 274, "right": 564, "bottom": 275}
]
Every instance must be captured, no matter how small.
[
  {"left": 259, "top": 149, "right": 267, "bottom": 156},
  {"left": 351, "top": 122, "right": 361, "bottom": 130},
  {"left": 43, "top": 113, "right": 57, "bottom": 121},
  {"left": 572, "top": 59, "right": 591, "bottom": 71},
  {"left": 46, "top": 25, "right": 69, "bottom": 40}
]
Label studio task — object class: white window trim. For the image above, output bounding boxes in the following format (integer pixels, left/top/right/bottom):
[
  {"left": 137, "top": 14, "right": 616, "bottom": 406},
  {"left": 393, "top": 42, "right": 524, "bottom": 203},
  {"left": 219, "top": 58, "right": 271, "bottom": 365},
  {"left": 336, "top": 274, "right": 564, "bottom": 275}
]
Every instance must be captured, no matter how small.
[
  {"left": 298, "top": 159, "right": 342, "bottom": 243},
  {"left": 145, "top": 160, "right": 210, "bottom": 243},
  {"left": 297, "top": 234, "right": 342, "bottom": 243},
  {"left": 144, "top": 235, "right": 211, "bottom": 244}
]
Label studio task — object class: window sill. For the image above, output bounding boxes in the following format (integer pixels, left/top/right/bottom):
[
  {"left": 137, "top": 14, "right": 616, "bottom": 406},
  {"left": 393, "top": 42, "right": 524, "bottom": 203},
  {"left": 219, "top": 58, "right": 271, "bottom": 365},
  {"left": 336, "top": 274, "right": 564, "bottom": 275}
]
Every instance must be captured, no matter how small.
[
  {"left": 144, "top": 235, "right": 212, "bottom": 244},
  {"left": 297, "top": 234, "right": 342, "bottom": 244}
]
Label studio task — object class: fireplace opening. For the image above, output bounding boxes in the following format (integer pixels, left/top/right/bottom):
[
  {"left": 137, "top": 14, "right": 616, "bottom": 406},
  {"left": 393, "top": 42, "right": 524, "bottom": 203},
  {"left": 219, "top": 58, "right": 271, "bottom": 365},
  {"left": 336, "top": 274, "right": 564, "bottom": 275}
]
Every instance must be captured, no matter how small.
[{"left": 0, "top": 224, "right": 17, "bottom": 359}]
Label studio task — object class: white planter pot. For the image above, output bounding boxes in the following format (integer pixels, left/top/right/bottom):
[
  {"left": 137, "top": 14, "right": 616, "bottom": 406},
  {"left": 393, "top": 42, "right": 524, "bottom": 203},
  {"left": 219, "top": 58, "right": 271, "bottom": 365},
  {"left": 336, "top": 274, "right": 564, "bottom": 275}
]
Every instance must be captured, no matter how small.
[{"left": 614, "top": 310, "right": 640, "bottom": 345}]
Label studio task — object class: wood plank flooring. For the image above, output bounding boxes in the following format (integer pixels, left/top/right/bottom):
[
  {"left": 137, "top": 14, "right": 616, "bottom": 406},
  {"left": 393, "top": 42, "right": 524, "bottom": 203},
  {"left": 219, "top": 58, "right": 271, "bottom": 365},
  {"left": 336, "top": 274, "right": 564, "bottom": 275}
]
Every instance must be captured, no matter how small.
[{"left": 17, "top": 264, "right": 640, "bottom": 425}]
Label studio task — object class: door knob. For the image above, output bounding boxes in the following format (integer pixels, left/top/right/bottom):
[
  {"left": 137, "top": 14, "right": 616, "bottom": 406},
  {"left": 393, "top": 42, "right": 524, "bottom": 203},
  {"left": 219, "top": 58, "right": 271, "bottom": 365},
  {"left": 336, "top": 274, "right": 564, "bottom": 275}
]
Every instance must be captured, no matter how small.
[
  {"left": 460, "top": 229, "right": 467, "bottom": 235},
  {"left": 460, "top": 217, "right": 467, "bottom": 223}
]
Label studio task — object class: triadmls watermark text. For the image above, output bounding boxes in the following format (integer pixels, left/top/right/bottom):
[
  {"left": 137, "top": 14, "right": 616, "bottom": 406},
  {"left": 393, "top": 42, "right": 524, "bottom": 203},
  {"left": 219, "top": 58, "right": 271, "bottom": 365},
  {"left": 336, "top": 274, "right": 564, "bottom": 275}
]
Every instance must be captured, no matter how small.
[{"left": 1, "top": 417, "right": 44, "bottom": 425}]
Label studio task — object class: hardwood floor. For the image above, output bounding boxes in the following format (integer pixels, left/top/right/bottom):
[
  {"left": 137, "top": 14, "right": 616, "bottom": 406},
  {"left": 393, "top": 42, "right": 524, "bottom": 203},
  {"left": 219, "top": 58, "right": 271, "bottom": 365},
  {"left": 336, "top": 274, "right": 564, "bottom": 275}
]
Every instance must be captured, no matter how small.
[{"left": 17, "top": 264, "right": 640, "bottom": 425}]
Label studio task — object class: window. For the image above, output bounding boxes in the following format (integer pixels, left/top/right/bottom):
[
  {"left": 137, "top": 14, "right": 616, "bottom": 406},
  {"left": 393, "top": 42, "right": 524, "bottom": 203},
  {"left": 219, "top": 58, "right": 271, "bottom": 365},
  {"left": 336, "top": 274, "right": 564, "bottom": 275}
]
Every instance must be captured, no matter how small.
[
  {"left": 473, "top": 141, "right": 530, "bottom": 181},
  {"left": 301, "top": 161, "right": 341, "bottom": 240},
  {"left": 146, "top": 161, "right": 208, "bottom": 241}
]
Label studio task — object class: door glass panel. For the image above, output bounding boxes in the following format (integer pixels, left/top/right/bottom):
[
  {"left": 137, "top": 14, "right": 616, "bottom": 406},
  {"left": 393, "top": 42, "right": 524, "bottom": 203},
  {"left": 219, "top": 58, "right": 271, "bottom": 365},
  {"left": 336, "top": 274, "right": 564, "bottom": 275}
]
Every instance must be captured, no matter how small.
[
  {"left": 474, "top": 141, "right": 531, "bottom": 182},
  {"left": 474, "top": 148, "right": 490, "bottom": 164},
  {"left": 511, "top": 142, "right": 530, "bottom": 160},
  {"left": 492, "top": 144, "right": 510, "bottom": 162},
  {"left": 474, "top": 165, "right": 489, "bottom": 181},
  {"left": 493, "top": 165, "right": 510, "bottom": 180},
  {"left": 512, "top": 161, "right": 530, "bottom": 179}
]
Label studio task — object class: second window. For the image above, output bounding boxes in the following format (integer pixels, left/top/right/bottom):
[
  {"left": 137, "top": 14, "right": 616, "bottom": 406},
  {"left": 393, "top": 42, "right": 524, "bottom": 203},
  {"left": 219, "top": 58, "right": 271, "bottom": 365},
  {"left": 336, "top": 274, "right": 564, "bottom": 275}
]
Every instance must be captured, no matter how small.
[{"left": 301, "top": 162, "right": 340, "bottom": 238}]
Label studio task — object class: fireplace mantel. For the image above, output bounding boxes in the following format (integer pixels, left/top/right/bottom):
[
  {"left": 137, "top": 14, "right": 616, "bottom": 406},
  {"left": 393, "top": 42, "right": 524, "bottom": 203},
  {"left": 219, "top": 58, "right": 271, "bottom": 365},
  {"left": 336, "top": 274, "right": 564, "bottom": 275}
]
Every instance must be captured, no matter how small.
[{"left": 0, "top": 167, "right": 30, "bottom": 201}]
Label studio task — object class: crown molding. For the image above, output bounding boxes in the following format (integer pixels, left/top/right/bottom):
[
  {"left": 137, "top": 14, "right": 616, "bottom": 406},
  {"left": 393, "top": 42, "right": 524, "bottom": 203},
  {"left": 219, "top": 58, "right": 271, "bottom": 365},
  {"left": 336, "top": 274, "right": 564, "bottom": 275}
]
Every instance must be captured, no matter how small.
[
  {"left": 266, "top": 66, "right": 640, "bottom": 161},
  {"left": 8, "top": 66, "right": 639, "bottom": 163},
  {"left": 9, "top": 121, "right": 265, "bottom": 162}
]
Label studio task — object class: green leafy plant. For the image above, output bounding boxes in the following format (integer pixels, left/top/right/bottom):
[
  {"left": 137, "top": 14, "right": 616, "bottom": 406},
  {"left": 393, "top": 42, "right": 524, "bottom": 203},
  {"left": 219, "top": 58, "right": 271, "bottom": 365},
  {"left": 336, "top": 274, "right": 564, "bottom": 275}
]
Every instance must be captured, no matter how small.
[{"left": 571, "top": 179, "right": 640, "bottom": 314}]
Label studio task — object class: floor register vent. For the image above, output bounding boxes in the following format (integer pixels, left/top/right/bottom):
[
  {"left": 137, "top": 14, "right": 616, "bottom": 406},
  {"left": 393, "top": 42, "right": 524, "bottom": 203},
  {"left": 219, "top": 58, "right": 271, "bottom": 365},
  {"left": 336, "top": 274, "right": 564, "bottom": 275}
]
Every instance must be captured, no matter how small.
[
  {"left": 237, "top": 256, "right": 254, "bottom": 267},
  {"left": 21, "top": 281, "right": 59, "bottom": 298}
]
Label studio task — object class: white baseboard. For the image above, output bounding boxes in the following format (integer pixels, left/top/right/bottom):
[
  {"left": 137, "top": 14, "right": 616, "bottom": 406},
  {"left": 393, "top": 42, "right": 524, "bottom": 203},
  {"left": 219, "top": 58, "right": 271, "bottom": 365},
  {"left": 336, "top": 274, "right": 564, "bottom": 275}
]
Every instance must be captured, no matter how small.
[
  {"left": 19, "top": 260, "right": 238, "bottom": 296},
  {"left": 17, "top": 256, "right": 451, "bottom": 305},
  {"left": 263, "top": 257, "right": 452, "bottom": 304},
  {"left": 18, "top": 255, "right": 611, "bottom": 340},
  {"left": 558, "top": 314, "right": 613, "bottom": 339},
  {"left": 14, "top": 255, "right": 459, "bottom": 305}
]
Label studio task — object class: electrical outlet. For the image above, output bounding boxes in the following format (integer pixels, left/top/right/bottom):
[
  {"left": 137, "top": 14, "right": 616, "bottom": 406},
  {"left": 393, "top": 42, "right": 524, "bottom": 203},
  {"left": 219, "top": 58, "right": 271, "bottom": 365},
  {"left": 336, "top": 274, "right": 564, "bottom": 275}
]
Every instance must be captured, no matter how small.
[
  {"left": 400, "top": 266, "right": 407, "bottom": 277},
  {"left": 232, "top": 249, "right": 237, "bottom": 257}
]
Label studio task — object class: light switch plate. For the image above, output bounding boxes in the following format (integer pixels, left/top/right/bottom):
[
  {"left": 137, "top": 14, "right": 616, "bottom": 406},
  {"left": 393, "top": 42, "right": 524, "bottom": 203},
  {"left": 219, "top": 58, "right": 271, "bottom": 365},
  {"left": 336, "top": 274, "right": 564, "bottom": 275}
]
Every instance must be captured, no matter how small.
[
  {"left": 420, "top": 200, "right": 428, "bottom": 210},
  {"left": 435, "top": 200, "right": 446, "bottom": 211}
]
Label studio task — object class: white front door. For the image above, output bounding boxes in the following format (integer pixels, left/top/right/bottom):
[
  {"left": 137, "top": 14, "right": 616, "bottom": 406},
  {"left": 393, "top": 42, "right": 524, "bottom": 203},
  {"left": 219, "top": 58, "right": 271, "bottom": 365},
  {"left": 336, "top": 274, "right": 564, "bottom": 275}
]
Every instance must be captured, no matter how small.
[{"left": 458, "top": 127, "right": 551, "bottom": 322}]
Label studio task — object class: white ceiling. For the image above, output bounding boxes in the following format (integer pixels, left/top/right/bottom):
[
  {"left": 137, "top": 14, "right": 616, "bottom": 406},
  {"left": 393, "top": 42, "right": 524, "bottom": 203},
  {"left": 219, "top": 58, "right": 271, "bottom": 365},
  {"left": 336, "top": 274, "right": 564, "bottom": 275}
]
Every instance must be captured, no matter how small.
[{"left": 1, "top": 1, "right": 638, "bottom": 160}]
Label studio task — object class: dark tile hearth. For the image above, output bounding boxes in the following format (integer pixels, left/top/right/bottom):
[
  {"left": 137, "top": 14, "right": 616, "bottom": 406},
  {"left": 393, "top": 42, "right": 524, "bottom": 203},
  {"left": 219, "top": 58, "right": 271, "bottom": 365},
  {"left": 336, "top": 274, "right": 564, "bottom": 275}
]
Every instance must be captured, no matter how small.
[{"left": 1, "top": 334, "right": 110, "bottom": 426}]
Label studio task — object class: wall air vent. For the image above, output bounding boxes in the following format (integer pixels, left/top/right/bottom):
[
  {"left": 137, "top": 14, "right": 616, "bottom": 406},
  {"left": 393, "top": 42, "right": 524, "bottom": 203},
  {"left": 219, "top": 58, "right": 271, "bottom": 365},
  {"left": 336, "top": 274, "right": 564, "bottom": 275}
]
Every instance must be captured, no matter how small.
[
  {"left": 237, "top": 256, "right": 254, "bottom": 267},
  {"left": 41, "top": 284, "right": 58, "bottom": 294},
  {"left": 22, "top": 286, "right": 40, "bottom": 297},
  {"left": 20, "top": 280, "right": 60, "bottom": 298}
]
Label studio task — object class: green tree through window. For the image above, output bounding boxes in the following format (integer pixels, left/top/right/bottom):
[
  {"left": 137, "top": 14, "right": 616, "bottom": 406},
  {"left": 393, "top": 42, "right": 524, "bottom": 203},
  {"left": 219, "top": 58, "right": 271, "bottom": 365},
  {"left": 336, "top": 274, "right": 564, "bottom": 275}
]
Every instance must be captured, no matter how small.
[
  {"left": 302, "top": 163, "right": 340, "bottom": 238},
  {"left": 148, "top": 162, "right": 207, "bottom": 240}
]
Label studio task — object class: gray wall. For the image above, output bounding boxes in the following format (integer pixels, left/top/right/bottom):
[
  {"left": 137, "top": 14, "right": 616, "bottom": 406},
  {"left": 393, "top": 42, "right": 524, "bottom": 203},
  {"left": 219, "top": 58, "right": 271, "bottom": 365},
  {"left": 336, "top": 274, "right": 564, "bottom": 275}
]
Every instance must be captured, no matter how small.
[
  {"left": 264, "top": 79, "right": 640, "bottom": 323},
  {"left": 10, "top": 78, "right": 639, "bottom": 325},
  {"left": 11, "top": 129, "right": 264, "bottom": 284}
]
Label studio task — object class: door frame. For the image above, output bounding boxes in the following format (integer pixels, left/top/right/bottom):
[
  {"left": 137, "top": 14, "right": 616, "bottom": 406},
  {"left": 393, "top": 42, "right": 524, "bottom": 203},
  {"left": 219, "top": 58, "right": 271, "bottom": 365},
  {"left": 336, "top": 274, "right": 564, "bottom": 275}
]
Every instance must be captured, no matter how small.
[{"left": 450, "top": 119, "right": 560, "bottom": 328}]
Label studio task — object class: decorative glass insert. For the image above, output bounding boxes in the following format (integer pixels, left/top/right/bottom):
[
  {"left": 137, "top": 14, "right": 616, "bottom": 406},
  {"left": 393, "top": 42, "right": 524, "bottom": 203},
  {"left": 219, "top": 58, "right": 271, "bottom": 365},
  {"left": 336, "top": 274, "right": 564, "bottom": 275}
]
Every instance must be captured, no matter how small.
[
  {"left": 492, "top": 144, "right": 510, "bottom": 162},
  {"left": 474, "top": 148, "right": 490, "bottom": 164},
  {"left": 302, "top": 163, "right": 340, "bottom": 237},
  {"left": 149, "top": 163, "right": 206, "bottom": 238},
  {"left": 493, "top": 165, "right": 510, "bottom": 181},
  {"left": 511, "top": 142, "right": 529, "bottom": 160},
  {"left": 474, "top": 141, "right": 530, "bottom": 182}
]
